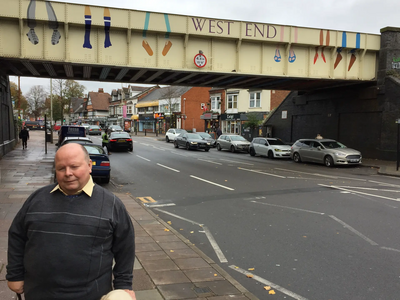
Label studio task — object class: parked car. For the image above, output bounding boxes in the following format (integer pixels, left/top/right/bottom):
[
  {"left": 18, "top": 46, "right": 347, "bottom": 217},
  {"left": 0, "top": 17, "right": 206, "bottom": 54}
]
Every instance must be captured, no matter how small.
[
  {"left": 174, "top": 133, "right": 211, "bottom": 151},
  {"left": 197, "top": 132, "right": 217, "bottom": 147},
  {"left": 80, "top": 123, "right": 90, "bottom": 130},
  {"left": 60, "top": 136, "right": 93, "bottom": 147},
  {"left": 250, "top": 137, "right": 291, "bottom": 158},
  {"left": 216, "top": 134, "right": 250, "bottom": 153},
  {"left": 108, "top": 132, "right": 133, "bottom": 152},
  {"left": 166, "top": 128, "right": 187, "bottom": 142},
  {"left": 290, "top": 138, "right": 362, "bottom": 167},
  {"left": 56, "top": 125, "right": 87, "bottom": 146},
  {"left": 87, "top": 125, "right": 102, "bottom": 135},
  {"left": 107, "top": 125, "right": 123, "bottom": 134},
  {"left": 82, "top": 144, "right": 111, "bottom": 184}
]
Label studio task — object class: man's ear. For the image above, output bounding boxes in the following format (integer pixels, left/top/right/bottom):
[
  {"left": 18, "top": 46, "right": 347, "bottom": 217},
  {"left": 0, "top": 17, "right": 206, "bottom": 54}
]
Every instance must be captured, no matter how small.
[{"left": 89, "top": 160, "right": 93, "bottom": 173}]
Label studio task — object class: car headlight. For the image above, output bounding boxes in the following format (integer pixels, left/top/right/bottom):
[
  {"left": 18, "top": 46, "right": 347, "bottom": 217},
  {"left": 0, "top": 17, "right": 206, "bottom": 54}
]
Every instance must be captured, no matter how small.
[
  {"left": 190, "top": 142, "right": 198, "bottom": 145},
  {"left": 207, "top": 143, "right": 210, "bottom": 145},
  {"left": 274, "top": 148, "right": 282, "bottom": 152},
  {"left": 335, "top": 152, "right": 346, "bottom": 157}
]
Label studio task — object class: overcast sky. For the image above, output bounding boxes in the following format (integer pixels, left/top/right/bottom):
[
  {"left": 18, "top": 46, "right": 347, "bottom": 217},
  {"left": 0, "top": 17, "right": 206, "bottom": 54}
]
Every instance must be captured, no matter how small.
[{"left": 10, "top": 0, "right": 400, "bottom": 96}]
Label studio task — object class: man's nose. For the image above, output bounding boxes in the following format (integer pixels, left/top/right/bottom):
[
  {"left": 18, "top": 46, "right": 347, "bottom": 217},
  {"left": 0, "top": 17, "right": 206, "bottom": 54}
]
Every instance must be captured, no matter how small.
[{"left": 65, "top": 167, "right": 73, "bottom": 176}]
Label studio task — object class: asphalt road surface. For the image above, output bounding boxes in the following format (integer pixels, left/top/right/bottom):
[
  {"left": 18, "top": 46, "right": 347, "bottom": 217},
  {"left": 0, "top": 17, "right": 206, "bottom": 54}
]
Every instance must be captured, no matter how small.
[{"left": 93, "top": 135, "right": 400, "bottom": 300}]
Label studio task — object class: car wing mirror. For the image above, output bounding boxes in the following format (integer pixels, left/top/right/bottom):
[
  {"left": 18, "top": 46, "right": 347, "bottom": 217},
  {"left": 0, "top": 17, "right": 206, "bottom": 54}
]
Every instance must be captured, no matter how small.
[{"left": 317, "top": 146, "right": 322, "bottom": 150}]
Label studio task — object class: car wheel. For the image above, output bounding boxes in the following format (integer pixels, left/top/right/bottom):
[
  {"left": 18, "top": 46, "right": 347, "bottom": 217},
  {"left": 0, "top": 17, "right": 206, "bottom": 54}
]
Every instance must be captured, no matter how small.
[
  {"left": 268, "top": 150, "right": 274, "bottom": 159},
  {"left": 166, "top": 136, "right": 170, "bottom": 143},
  {"left": 324, "top": 155, "right": 334, "bottom": 167},
  {"left": 205, "top": 148, "right": 210, "bottom": 152},
  {"left": 186, "top": 143, "right": 190, "bottom": 150},
  {"left": 102, "top": 177, "right": 110, "bottom": 184},
  {"left": 230, "top": 146, "right": 235, "bottom": 153},
  {"left": 250, "top": 148, "right": 256, "bottom": 156},
  {"left": 174, "top": 141, "right": 179, "bottom": 148},
  {"left": 128, "top": 148, "right": 133, "bottom": 152},
  {"left": 293, "top": 152, "right": 301, "bottom": 163},
  {"left": 217, "top": 144, "right": 221, "bottom": 151}
]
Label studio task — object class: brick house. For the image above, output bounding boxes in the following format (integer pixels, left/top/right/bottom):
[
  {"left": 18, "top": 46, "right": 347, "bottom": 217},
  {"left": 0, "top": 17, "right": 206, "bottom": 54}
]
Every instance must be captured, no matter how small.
[{"left": 84, "top": 88, "right": 111, "bottom": 127}]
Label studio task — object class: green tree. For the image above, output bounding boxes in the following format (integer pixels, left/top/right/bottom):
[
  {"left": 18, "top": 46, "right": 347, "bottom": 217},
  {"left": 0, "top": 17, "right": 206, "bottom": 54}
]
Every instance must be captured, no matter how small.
[
  {"left": 52, "top": 79, "right": 85, "bottom": 123},
  {"left": 10, "top": 82, "right": 28, "bottom": 113},
  {"left": 243, "top": 112, "right": 263, "bottom": 130},
  {"left": 25, "top": 85, "right": 47, "bottom": 120}
]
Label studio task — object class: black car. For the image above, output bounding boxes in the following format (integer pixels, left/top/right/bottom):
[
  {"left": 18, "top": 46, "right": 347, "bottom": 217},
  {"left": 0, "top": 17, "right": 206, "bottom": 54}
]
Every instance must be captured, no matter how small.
[
  {"left": 108, "top": 132, "right": 133, "bottom": 152},
  {"left": 107, "top": 125, "right": 123, "bottom": 135},
  {"left": 197, "top": 132, "right": 217, "bottom": 147},
  {"left": 174, "top": 133, "right": 211, "bottom": 151}
]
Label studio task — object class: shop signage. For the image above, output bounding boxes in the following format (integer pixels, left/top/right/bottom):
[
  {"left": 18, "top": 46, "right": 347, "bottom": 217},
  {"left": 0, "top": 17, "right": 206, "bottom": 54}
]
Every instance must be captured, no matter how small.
[{"left": 221, "top": 113, "right": 241, "bottom": 120}]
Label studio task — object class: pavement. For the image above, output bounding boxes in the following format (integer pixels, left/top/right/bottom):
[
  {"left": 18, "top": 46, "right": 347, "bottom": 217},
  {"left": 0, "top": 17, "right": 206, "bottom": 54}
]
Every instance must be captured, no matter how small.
[
  {"left": 0, "top": 132, "right": 399, "bottom": 300},
  {"left": 0, "top": 130, "right": 259, "bottom": 300}
]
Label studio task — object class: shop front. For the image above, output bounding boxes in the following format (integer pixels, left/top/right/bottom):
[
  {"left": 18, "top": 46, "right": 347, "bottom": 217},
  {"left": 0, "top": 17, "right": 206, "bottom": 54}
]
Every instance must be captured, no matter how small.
[
  {"left": 200, "top": 112, "right": 219, "bottom": 133},
  {"left": 220, "top": 113, "right": 241, "bottom": 135},
  {"left": 138, "top": 114, "right": 156, "bottom": 132}
]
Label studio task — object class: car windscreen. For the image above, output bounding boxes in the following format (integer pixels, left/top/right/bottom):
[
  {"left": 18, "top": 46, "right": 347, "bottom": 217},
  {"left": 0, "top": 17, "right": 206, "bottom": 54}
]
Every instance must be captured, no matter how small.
[
  {"left": 110, "top": 132, "right": 130, "bottom": 138},
  {"left": 267, "top": 139, "right": 286, "bottom": 145},
  {"left": 320, "top": 141, "right": 346, "bottom": 149},
  {"left": 63, "top": 140, "right": 92, "bottom": 145},
  {"left": 230, "top": 135, "right": 246, "bottom": 141},
  {"left": 176, "top": 129, "right": 186, "bottom": 133},
  {"left": 187, "top": 133, "right": 202, "bottom": 139},
  {"left": 198, "top": 132, "right": 212, "bottom": 138},
  {"left": 83, "top": 145, "right": 106, "bottom": 154},
  {"left": 90, "top": 126, "right": 100, "bottom": 129}
]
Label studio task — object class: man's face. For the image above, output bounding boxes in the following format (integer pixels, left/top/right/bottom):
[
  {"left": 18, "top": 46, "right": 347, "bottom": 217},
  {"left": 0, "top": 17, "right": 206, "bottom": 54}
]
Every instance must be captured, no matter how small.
[{"left": 55, "top": 144, "right": 92, "bottom": 195}]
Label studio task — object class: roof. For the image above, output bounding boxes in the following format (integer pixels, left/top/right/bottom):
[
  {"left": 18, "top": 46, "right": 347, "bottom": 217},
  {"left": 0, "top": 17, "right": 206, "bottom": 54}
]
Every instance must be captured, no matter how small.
[
  {"left": 139, "top": 86, "right": 191, "bottom": 103},
  {"left": 88, "top": 91, "right": 111, "bottom": 111},
  {"left": 70, "top": 97, "right": 84, "bottom": 112}
]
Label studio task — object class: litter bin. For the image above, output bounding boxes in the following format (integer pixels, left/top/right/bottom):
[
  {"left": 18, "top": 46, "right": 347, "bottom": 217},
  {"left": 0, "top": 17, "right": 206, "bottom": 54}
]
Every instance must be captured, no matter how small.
[{"left": 46, "top": 130, "right": 53, "bottom": 143}]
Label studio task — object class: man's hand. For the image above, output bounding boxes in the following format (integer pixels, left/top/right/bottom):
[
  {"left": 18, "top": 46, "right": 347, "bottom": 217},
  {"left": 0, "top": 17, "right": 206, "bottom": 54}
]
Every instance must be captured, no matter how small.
[
  {"left": 8, "top": 281, "right": 24, "bottom": 294},
  {"left": 124, "top": 289, "right": 136, "bottom": 300}
]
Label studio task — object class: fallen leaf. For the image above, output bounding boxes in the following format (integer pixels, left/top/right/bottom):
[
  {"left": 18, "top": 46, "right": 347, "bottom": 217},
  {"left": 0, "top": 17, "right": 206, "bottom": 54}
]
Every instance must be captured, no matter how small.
[
  {"left": 264, "top": 286, "right": 271, "bottom": 290},
  {"left": 303, "top": 236, "right": 307, "bottom": 238},
  {"left": 248, "top": 268, "right": 255, "bottom": 271},
  {"left": 246, "top": 274, "right": 253, "bottom": 278},
  {"left": 180, "top": 228, "right": 183, "bottom": 230},
  {"left": 214, "top": 274, "right": 218, "bottom": 277},
  {"left": 190, "top": 231, "right": 194, "bottom": 233},
  {"left": 167, "top": 221, "right": 172, "bottom": 224},
  {"left": 234, "top": 266, "right": 239, "bottom": 269},
  {"left": 164, "top": 228, "right": 170, "bottom": 232},
  {"left": 170, "top": 250, "right": 174, "bottom": 252},
  {"left": 269, "top": 290, "right": 276, "bottom": 295}
]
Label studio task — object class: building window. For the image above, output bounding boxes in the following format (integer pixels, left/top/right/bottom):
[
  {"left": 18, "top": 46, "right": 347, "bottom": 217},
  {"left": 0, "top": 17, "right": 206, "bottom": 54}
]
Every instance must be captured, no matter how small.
[
  {"left": 211, "top": 96, "right": 220, "bottom": 110},
  {"left": 227, "top": 94, "right": 238, "bottom": 109},
  {"left": 249, "top": 92, "right": 261, "bottom": 108},
  {"left": 127, "top": 106, "right": 132, "bottom": 114}
]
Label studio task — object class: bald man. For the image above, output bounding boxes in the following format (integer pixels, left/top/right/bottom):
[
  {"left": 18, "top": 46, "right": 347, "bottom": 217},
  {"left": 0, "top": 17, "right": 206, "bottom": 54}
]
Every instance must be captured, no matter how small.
[{"left": 6, "top": 144, "right": 136, "bottom": 300}]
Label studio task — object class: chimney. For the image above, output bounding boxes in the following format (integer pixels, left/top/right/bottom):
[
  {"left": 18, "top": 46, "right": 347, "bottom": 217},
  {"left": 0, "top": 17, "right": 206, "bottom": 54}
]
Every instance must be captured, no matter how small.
[{"left": 98, "top": 88, "right": 104, "bottom": 93}]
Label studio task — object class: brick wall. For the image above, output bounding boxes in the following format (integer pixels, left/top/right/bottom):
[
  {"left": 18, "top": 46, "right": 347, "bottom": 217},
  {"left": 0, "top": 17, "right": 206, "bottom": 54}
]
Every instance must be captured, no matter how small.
[
  {"left": 182, "top": 87, "right": 212, "bottom": 132},
  {"left": 270, "top": 90, "right": 290, "bottom": 110}
]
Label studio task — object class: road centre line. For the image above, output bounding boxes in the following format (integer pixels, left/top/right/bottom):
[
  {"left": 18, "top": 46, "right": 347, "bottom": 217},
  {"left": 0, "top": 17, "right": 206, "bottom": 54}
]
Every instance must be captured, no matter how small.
[
  {"left": 140, "top": 143, "right": 150, "bottom": 146},
  {"left": 154, "top": 210, "right": 227, "bottom": 263},
  {"left": 157, "top": 163, "right": 180, "bottom": 172},
  {"left": 381, "top": 246, "right": 400, "bottom": 253},
  {"left": 136, "top": 155, "right": 150, "bottom": 161},
  {"left": 238, "top": 167, "right": 286, "bottom": 178},
  {"left": 328, "top": 215, "right": 378, "bottom": 246},
  {"left": 275, "top": 168, "right": 366, "bottom": 181},
  {"left": 218, "top": 159, "right": 254, "bottom": 166},
  {"left": 190, "top": 175, "right": 234, "bottom": 191},
  {"left": 154, "top": 209, "right": 203, "bottom": 226},
  {"left": 319, "top": 184, "right": 400, "bottom": 202},
  {"left": 197, "top": 158, "right": 222, "bottom": 165},
  {"left": 229, "top": 266, "right": 309, "bottom": 300},
  {"left": 251, "top": 201, "right": 325, "bottom": 215}
]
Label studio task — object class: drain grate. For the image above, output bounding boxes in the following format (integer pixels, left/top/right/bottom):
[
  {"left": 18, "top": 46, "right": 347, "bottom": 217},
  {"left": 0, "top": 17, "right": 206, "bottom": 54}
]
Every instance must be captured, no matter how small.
[{"left": 193, "top": 287, "right": 212, "bottom": 295}]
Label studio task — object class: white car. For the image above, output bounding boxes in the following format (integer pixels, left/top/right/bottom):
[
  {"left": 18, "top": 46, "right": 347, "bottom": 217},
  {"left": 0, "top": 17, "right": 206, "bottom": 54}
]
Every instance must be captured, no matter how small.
[
  {"left": 249, "top": 137, "right": 291, "bottom": 158},
  {"left": 166, "top": 128, "right": 187, "bottom": 142}
]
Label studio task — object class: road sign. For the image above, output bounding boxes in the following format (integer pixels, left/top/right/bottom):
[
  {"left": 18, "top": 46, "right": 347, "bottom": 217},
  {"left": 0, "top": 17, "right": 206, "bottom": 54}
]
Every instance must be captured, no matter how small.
[{"left": 194, "top": 53, "right": 207, "bottom": 68}]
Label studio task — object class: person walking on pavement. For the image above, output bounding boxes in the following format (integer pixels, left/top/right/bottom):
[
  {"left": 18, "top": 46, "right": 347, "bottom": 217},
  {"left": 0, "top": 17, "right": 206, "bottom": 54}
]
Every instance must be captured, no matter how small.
[
  {"left": 102, "top": 130, "right": 111, "bottom": 155},
  {"left": 19, "top": 126, "right": 29, "bottom": 149},
  {"left": 6, "top": 143, "right": 136, "bottom": 300},
  {"left": 216, "top": 126, "right": 222, "bottom": 138}
]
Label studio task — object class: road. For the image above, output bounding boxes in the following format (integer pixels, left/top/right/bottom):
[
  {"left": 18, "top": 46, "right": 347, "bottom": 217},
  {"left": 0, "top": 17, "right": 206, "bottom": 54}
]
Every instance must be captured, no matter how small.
[{"left": 91, "top": 134, "right": 400, "bottom": 300}]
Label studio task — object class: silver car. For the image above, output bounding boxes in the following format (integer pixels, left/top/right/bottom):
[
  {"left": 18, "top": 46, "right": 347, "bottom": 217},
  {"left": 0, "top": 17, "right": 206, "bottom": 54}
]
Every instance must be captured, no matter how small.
[
  {"left": 290, "top": 139, "right": 362, "bottom": 167},
  {"left": 216, "top": 134, "right": 251, "bottom": 153}
]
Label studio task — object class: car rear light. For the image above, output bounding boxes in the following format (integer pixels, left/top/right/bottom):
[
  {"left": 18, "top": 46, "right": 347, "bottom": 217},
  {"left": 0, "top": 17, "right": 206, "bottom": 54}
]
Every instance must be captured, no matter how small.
[
  {"left": 89, "top": 129, "right": 92, "bottom": 131},
  {"left": 126, "top": 138, "right": 132, "bottom": 141},
  {"left": 109, "top": 139, "right": 117, "bottom": 142},
  {"left": 100, "top": 161, "right": 110, "bottom": 166}
]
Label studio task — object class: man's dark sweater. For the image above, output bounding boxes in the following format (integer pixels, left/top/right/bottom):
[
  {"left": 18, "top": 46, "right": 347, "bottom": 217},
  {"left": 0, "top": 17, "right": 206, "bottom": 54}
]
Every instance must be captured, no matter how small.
[{"left": 6, "top": 184, "right": 135, "bottom": 300}]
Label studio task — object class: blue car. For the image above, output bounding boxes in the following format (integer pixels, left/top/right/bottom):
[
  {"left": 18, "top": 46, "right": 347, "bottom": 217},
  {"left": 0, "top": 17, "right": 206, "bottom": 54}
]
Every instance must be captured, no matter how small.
[{"left": 82, "top": 144, "right": 111, "bottom": 184}]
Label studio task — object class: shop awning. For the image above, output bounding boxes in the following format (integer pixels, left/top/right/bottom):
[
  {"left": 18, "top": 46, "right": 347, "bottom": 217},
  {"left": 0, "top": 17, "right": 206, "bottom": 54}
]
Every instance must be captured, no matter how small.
[
  {"left": 131, "top": 115, "right": 139, "bottom": 120},
  {"left": 135, "top": 101, "right": 159, "bottom": 108}
]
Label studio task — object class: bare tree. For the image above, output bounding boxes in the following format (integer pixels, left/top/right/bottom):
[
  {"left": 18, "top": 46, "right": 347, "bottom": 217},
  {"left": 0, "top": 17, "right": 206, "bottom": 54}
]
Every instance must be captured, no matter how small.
[
  {"left": 159, "top": 86, "right": 184, "bottom": 129},
  {"left": 25, "top": 85, "right": 47, "bottom": 120}
]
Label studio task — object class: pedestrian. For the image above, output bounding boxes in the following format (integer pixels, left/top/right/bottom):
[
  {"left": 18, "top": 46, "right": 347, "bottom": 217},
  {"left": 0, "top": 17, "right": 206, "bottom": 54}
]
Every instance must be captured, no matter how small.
[
  {"left": 6, "top": 143, "right": 136, "bottom": 300},
  {"left": 102, "top": 130, "right": 111, "bottom": 155},
  {"left": 316, "top": 133, "right": 323, "bottom": 139},
  {"left": 216, "top": 126, "right": 222, "bottom": 138},
  {"left": 19, "top": 126, "right": 29, "bottom": 149}
]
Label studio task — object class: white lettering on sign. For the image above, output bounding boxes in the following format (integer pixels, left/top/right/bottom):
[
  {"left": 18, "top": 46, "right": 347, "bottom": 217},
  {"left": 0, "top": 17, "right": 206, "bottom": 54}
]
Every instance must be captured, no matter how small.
[{"left": 392, "top": 62, "right": 400, "bottom": 69}]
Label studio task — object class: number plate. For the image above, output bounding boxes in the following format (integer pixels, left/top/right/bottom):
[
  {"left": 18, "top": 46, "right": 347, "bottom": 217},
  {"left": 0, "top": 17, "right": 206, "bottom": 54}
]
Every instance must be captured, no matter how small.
[
  {"left": 349, "top": 159, "right": 359, "bottom": 162},
  {"left": 118, "top": 140, "right": 126, "bottom": 143}
]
